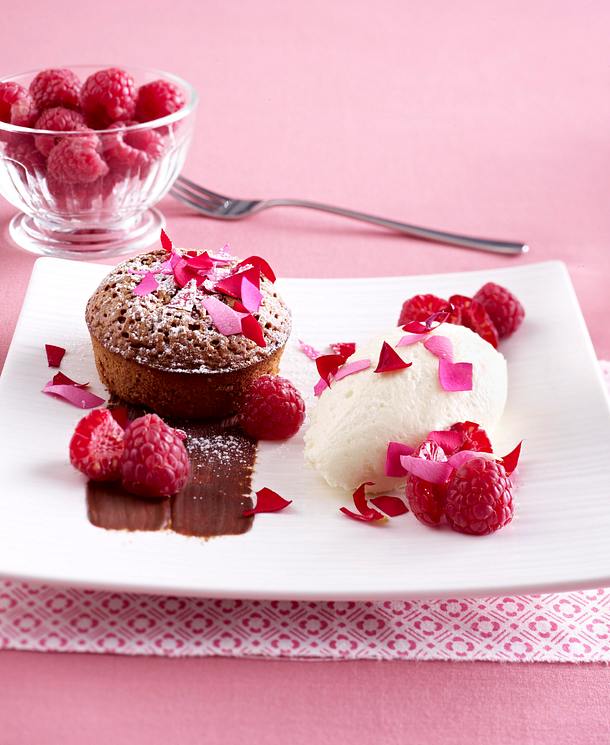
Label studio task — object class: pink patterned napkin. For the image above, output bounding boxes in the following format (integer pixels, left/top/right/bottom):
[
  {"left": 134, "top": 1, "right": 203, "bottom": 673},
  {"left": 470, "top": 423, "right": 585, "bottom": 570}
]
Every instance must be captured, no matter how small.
[
  {"left": 1, "top": 363, "right": 609, "bottom": 663},
  {"left": 1, "top": 580, "right": 609, "bottom": 661}
]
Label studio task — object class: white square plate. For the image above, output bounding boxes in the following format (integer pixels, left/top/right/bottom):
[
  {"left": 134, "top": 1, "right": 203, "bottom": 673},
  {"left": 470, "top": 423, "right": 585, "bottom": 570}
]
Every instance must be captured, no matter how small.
[{"left": 1, "top": 258, "right": 609, "bottom": 600}]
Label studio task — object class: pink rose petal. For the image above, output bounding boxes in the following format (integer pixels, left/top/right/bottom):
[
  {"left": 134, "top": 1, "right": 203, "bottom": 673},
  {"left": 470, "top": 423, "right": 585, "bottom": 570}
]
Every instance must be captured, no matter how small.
[
  {"left": 400, "top": 455, "right": 454, "bottom": 484},
  {"left": 313, "top": 377, "right": 329, "bottom": 397},
  {"left": 425, "top": 309, "right": 452, "bottom": 326},
  {"left": 334, "top": 358, "right": 371, "bottom": 381},
  {"left": 241, "top": 314, "right": 266, "bottom": 347},
  {"left": 208, "top": 261, "right": 233, "bottom": 283},
  {"left": 402, "top": 320, "right": 430, "bottom": 334},
  {"left": 448, "top": 449, "right": 497, "bottom": 470},
  {"left": 235, "top": 255, "right": 276, "bottom": 283},
  {"left": 209, "top": 253, "right": 232, "bottom": 265},
  {"left": 340, "top": 482, "right": 385, "bottom": 523},
  {"left": 427, "top": 429, "right": 463, "bottom": 453},
  {"left": 172, "top": 258, "right": 191, "bottom": 287},
  {"left": 202, "top": 296, "right": 244, "bottom": 336},
  {"left": 133, "top": 271, "right": 159, "bottom": 297},
  {"left": 51, "top": 371, "right": 88, "bottom": 388},
  {"left": 352, "top": 481, "right": 376, "bottom": 514},
  {"left": 241, "top": 276, "right": 263, "bottom": 313},
  {"left": 500, "top": 441, "right": 523, "bottom": 476},
  {"left": 173, "top": 258, "right": 204, "bottom": 289},
  {"left": 243, "top": 487, "right": 292, "bottom": 516},
  {"left": 330, "top": 342, "right": 356, "bottom": 360},
  {"left": 402, "top": 310, "right": 450, "bottom": 334},
  {"left": 45, "top": 344, "right": 65, "bottom": 368},
  {"left": 315, "top": 353, "right": 345, "bottom": 385},
  {"left": 424, "top": 335, "right": 453, "bottom": 360},
  {"left": 160, "top": 229, "right": 173, "bottom": 252},
  {"left": 385, "top": 441, "right": 415, "bottom": 477},
  {"left": 313, "top": 357, "right": 371, "bottom": 395},
  {"left": 298, "top": 339, "right": 322, "bottom": 360},
  {"left": 42, "top": 383, "right": 105, "bottom": 409},
  {"left": 374, "top": 342, "right": 412, "bottom": 373},
  {"left": 439, "top": 359, "right": 473, "bottom": 392},
  {"left": 340, "top": 507, "right": 386, "bottom": 523},
  {"left": 159, "top": 251, "right": 181, "bottom": 273},
  {"left": 397, "top": 333, "right": 427, "bottom": 347},
  {"left": 184, "top": 251, "right": 214, "bottom": 272},
  {"left": 215, "top": 267, "right": 260, "bottom": 299},
  {"left": 370, "top": 495, "right": 409, "bottom": 517}
]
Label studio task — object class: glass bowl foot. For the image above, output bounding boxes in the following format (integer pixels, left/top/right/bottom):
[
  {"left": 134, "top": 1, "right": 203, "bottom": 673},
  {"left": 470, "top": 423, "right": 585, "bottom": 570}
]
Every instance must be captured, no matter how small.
[{"left": 8, "top": 208, "right": 165, "bottom": 260}]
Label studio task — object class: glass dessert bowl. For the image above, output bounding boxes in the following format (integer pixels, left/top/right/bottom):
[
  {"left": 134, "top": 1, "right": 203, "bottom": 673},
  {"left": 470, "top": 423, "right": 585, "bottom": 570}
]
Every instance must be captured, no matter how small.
[{"left": 0, "top": 65, "right": 197, "bottom": 258}]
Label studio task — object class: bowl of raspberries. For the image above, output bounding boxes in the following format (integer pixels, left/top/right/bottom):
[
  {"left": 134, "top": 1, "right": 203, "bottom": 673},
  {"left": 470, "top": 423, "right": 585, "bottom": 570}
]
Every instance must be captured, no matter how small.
[{"left": 0, "top": 65, "right": 197, "bottom": 257}]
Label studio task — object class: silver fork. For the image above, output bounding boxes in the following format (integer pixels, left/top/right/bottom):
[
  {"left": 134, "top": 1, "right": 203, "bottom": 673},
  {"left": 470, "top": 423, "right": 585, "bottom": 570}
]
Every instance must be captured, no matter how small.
[{"left": 170, "top": 175, "right": 529, "bottom": 255}]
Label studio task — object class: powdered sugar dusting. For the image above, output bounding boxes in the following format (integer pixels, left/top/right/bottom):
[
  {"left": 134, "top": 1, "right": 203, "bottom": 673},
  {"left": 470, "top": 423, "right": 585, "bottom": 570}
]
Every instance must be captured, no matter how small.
[
  {"left": 85, "top": 248, "right": 291, "bottom": 374},
  {"left": 186, "top": 432, "right": 255, "bottom": 479},
  {"left": 168, "top": 279, "right": 198, "bottom": 311}
]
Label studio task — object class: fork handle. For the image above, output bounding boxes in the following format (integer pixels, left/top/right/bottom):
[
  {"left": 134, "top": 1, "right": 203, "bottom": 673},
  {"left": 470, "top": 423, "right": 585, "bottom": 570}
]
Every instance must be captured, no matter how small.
[{"left": 263, "top": 199, "right": 528, "bottom": 255}]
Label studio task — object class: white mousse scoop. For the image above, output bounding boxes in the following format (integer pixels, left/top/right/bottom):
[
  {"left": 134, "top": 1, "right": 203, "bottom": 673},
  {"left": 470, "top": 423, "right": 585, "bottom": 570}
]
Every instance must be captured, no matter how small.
[{"left": 304, "top": 323, "right": 507, "bottom": 492}]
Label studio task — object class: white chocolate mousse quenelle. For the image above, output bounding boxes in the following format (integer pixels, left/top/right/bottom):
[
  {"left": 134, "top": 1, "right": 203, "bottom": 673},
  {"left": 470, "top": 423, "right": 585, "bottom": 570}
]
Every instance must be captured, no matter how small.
[{"left": 304, "top": 323, "right": 507, "bottom": 492}]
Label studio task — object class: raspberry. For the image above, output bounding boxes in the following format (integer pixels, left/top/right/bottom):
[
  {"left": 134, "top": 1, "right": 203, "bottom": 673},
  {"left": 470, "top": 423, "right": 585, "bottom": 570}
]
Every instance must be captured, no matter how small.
[
  {"left": 0, "top": 82, "right": 37, "bottom": 126},
  {"left": 449, "top": 294, "right": 499, "bottom": 348},
  {"left": 103, "top": 121, "right": 166, "bottom": 179},
  {"left": 120, "top": 414, "right": 190, "bottom": 498},
  {"left": 81, "top": 68, "right": 136, "bottom": 128},
  {"left": 49, "top": 176, "right": 110, "bottom": 212},
  {"left": 240, "top": 375, "right": 305, "bottom": 440},
  {"left": 29, "top": 68, "right": 81, "bottom": 111},
  {"left": 124, "top": 128, "right": 165, "bottom": 158},
  {"left": 405, "top": 440, "right": 447, "bottom": 526},
  {"left": 34, "top": 107, "right": 87, "bottom": 156},
  {"left": 47, "top": 135, "right": 108, "bottom": 184},
  {"left": 450, "top": 421, "right": 493, "bottom": 454},
  {"left": 398, "top": 291, "right": 505, "bottom": 347},
  {"left": 398, "top": 294, "right": 458, "bottom": 326},
  {"left": 473, "top": 282, "right": 525, "bottom": 339},
  {"left": 69, "top": 409, "right": 124, "bottom": 481},
  {"left": 4, "top": 137, "right": 46, "bottom": 176},
  {"left": 445, "top": 457, "right": 513, "bottom": 535},
  {"left": 135, "top": 80, "right": 185, "bottom": 122},
  {"left": 46, "top": 174, "right": 72, "bottom": 209},
  {"left": 102, "top": 168, "right": 126, "bottom": 199},
  {"left": 47, "top": 149, "right": 115, "bottom": 210},
  {"left": 9, "top": 96, "right": 37, "bottom": 127}
]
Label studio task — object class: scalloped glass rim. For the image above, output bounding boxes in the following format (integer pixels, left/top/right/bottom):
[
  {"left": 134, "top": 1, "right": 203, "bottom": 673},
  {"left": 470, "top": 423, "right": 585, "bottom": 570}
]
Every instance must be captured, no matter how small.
[{"left": 0, "top": 63, "right": 198, "bottom": 135}]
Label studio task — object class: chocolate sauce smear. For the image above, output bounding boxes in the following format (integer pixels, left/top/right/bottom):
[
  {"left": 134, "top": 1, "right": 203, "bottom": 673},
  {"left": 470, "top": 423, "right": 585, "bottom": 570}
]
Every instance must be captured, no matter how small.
[
  {"left": 88, "top": 482, "right": 171, "bottom": 531},
  {"left": 172, "top": 424, "right": 256, "bottom": 537},
  {"left": 86, "top": 412, "right": 256, "bottom": 537}
]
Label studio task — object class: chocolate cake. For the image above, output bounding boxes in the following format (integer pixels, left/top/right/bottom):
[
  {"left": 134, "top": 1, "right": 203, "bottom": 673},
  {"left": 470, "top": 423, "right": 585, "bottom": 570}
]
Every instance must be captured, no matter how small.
[{"left": 86, "top": 247, "right": 291, "bottom": 418}]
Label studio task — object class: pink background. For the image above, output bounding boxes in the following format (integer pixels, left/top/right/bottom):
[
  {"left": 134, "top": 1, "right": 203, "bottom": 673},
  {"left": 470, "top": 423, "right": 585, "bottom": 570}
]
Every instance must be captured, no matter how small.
[{"left": 1, "top": 0, "right": 610, "bottom": 742}]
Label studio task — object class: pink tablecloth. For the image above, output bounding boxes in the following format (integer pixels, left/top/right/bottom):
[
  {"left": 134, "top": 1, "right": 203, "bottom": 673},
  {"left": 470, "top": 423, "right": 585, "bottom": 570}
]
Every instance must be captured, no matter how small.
[{"left": 2, "top": 1, "right": 610, "bottom": 743}]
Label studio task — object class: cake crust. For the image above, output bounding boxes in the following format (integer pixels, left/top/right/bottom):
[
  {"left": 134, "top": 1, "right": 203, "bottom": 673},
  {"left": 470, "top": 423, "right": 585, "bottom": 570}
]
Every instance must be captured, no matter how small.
[{"left": 91, "top": 337, "right": 284, "bottom": 419}]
